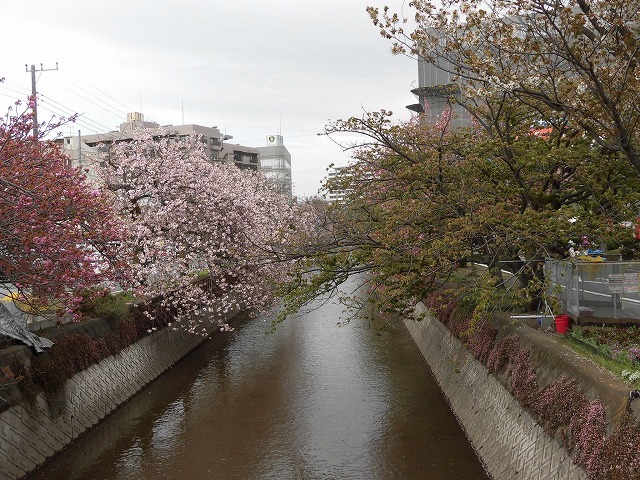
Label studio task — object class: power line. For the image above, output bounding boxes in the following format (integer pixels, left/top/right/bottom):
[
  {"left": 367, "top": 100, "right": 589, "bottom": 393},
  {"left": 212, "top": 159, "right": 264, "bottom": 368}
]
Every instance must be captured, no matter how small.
[
  {"left": 0, "top": 85, "right": 31, "bottom": 101},
  {"left": 61, "top": 78, "right": 131, "bottom": 118},
  {"left": 37, "top": 104, "right": 107, "bottom": 135},
  {"left": 38, "top": 95, "right": 115, "bottom": 132},
  {"left": 2, "top": 76, "right": 125, "bottom": 129},
  {"left": 1, "top": 75, "right": 120, "bottom": 135},
  {"left": 69, "top": 79, "right": 134, "bottom": 114},
  {"left": 0, "top": 88, "right": 116, "bottom": 135},
  {"left": 53, "top": 81, "right": 126, "bottom": 122},
  {"left": 1, "top": 79, "right": 31, "bottom": 93},
  {"left": 0, "top": 91, "right": 27, "bottom": 101},
  {"left": 0, "top": 84, "right": 116, "bottom": 133},
  {"left": 0, "top": 85, "right": 109, "bottom": 135}
]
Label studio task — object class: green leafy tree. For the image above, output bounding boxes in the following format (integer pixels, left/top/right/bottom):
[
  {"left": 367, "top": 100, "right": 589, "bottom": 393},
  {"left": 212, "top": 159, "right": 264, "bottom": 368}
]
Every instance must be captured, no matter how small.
[
  {"left": 280, "top": 111, "right": 474, "bottom": 321},
  {"left": 279, "top": 1, "right": 640, "bottom": 321},
  {"left": 369, "top": 0, "right": 640, "bottom": 173},
  {"left": 280, "top": 106, "right": 639, "bottom": 320}
]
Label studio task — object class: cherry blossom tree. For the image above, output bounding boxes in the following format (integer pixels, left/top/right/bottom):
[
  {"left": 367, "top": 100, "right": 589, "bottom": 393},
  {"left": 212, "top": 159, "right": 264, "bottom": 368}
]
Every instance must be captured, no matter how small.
[
  {"left": 277, "top": 2, "right": 640, "bottom": 325},
  {"left": 101, "top": 129, "right": 306, "bottom": 333},
  {"left": 279, "top": 111, "right": 474, "bottom": 321},
  {"left": 0, "top": 85, "right": 128, "bottom": 319},
  {"left": 278, "top": 108, "right": 639, "bottom": 321},
  {"left": 369, "top": 0, "right": 640, "bottom": 174}
]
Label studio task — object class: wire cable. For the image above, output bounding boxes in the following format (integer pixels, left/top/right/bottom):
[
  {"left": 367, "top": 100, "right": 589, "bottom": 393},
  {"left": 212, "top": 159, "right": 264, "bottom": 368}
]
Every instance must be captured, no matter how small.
[
  {"left": 38, "top": 95, "right": 115, "bottom": 132},
  {"left": 52, "top": 82, "right": 126, "bottom": 122},
  {"left": 60, "top": 79, "right": 130, "bottom": 117},
  {"left": 67, "top": 79, "right": 134, "bottom": 115}
]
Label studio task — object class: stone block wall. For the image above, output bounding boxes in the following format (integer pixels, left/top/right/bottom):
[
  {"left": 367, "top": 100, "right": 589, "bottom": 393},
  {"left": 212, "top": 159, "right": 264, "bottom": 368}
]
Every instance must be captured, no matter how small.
[
  {"left": 404, "top": 303, "right": 588, "bottom": 480},
  {"left": 0, "top": 321, "right": 230, "bottom": 480}
]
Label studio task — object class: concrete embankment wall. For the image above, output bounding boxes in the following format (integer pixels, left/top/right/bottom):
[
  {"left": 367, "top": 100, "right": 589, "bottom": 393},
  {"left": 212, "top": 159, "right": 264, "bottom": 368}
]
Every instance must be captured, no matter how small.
[
  {"left": 0, "top": 312, "right": 238, "bottom": 480},
  {"left": 404, "top": 303, "right": 588, "bottom": 480}
]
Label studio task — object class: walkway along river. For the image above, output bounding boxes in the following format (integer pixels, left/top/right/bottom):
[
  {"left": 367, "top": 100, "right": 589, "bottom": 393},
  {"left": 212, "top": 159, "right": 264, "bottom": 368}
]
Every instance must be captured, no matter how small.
[{"left": 29, "top": 281, "right": 489, "bottom": 480}]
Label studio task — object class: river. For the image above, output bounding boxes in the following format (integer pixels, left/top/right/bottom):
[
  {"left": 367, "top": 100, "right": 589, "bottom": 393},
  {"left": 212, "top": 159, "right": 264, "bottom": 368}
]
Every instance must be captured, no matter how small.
[{"left": 29, "top": 284, "right": 489, "bottom": 480}]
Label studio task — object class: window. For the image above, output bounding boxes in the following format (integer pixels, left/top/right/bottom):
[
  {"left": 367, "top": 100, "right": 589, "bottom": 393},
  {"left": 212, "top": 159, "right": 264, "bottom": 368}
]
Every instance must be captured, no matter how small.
[{"left": 262, "top": 158, "right": 285, "bottom": 168}]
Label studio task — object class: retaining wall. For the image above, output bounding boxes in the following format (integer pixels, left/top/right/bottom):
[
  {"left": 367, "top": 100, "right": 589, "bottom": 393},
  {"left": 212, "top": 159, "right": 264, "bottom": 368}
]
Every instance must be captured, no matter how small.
[
  {"left": 405, "top": 303, "right": 588, "bottom": 480},
  {"left": 0, "top": 310, "right": 239, "bottom": 480}
]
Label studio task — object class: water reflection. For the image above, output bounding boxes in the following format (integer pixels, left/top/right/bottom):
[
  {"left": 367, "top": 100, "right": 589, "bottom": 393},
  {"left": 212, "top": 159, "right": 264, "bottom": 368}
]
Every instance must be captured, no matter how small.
[
  {"left": 115, "top": 440, "right": 143, "bottom": 477},
  {"left": 29, "top": 280, "right": 489, "bottom": 480},
  {"left": 150, "top": 398, "right": 185, "bottom": 452}
]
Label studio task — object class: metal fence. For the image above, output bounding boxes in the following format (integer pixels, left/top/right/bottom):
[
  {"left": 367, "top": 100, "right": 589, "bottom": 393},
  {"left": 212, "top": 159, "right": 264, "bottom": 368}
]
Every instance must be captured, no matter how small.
[{"left": 545, "top": 257, "right": 640, "bottom": 321}]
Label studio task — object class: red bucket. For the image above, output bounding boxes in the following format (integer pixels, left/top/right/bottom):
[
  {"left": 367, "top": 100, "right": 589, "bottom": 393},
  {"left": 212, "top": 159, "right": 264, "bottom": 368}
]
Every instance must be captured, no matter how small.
[{"left": 554, "top": 315, "right": 570, "bottom": 334}]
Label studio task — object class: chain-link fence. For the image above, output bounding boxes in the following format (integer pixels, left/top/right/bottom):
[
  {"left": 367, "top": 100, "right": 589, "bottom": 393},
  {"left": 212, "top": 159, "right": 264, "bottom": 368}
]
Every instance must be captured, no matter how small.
[{"left": 545, "top": 256, "right": 640, "bottom": 321}]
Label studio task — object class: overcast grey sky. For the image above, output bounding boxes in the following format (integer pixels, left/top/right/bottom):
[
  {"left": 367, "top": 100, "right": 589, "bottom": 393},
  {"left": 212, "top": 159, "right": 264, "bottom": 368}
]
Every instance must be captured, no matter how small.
[{"left": 1, "top": 0, "right": 417, "bottom": 197}]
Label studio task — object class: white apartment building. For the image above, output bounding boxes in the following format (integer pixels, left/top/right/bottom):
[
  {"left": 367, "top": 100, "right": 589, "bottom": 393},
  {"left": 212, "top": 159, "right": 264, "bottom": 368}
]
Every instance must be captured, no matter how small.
[
  {"left": 325, "top": 165, "right": 351, "bottom": 203},
  {"left": 256, "top": 135, "right": 293, "bottom": 198}
]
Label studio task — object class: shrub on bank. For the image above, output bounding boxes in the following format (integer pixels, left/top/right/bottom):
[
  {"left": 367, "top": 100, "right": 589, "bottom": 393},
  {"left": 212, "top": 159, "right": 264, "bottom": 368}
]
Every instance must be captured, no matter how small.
[
  {"left": 509, "top": 348, "right": 539, "bottom": 409},
  {"left": 464, "top": 317, "right": 497, "bottom": 364},
  {"left": 570, "top": 399, "right": 607, "bottom": 478},
  {"left": 486, "top": 335, "right": 519, "bottom": 374},
  {"left": 595, "top": 412, "right": 640, "bottom": 478},
  {"left": 4, "top": 294, "right": 175, "bottom": 412},
  {"left": 425, "top": 289, "right": 640, "bottom": 480},
  {"left": 534, "top": 377, "right": 587, "bottom": 441},
  {"left": 77, "top": 289, "right": 135, "bottom": 322}
]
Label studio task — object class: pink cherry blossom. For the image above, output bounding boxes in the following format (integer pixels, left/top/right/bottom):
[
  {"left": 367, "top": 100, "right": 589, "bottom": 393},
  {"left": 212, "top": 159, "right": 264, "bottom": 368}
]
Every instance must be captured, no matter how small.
[
  {"left": 101, "top": 128, "right": 308, "bottom": 332},
  {"left": 0, "top": 83, "right": 129, "bottom": 316}
]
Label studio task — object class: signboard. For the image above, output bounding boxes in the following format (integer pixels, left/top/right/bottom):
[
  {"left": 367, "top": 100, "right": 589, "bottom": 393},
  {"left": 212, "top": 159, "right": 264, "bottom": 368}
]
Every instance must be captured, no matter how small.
[
  {"left": 608, "top": 274, "right": 624, "bottom": 293},
  {"left": 624, "top": 273, "right": 639, "bottom": 293},
  {"left": 608, "top": 273, "right": 640, "bottom": 293}
]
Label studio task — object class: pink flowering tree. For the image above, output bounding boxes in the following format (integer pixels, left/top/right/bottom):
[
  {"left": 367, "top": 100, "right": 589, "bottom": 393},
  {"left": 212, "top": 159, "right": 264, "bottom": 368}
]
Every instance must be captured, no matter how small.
[
  {"left": 0, "top": 84, "right": 128, "bottom": 320},
  {"left": 101, "top": 129, "right": 304, "bottom": 333}
]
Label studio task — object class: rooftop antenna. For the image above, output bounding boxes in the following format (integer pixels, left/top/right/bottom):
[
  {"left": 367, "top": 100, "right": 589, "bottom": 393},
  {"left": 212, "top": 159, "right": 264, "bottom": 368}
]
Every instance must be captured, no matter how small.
[{"left": 181, "top": 98, "right": 184, "bottom": 125}]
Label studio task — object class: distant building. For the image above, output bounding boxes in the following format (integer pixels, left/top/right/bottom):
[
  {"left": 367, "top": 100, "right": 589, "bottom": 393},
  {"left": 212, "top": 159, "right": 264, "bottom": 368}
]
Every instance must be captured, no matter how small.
[
  {"left": 325, "top": 165, "right": 351, "bottom": 203},
  {"left": 218, "top": 143, "right": 260, "bottom": 171},
  {"left": 407, "top": 57, "right": 471, "bottom": 127},
  {"left": 256, "top": 135, "right": 293, "bottom": 198},
  {"left": 60, "top": 112, "right": 259, "bottom": 174},
  {"left": 59, "top": 133, "right": 102, "bottom": 185}
]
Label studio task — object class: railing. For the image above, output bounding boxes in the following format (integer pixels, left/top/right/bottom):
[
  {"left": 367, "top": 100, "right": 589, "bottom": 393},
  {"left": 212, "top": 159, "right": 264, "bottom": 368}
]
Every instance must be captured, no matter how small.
[{"left": 545, "top": 257, "right": 640, "bottom": 321}]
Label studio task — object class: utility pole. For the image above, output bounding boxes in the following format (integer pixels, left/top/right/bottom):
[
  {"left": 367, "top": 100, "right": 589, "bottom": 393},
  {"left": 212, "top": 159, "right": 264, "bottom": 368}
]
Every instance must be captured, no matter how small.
[
  {"left": 78, "top": 129, "right": 82, "bottom": 164},
  {"left": 25, "top": 62, "right": 59, "bottom": 138}
]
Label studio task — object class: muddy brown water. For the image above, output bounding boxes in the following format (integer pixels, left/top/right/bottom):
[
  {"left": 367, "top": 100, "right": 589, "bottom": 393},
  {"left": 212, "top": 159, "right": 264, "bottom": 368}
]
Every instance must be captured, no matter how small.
[{"left": 29, "top": 283, "right": 489, "bottom": 480}]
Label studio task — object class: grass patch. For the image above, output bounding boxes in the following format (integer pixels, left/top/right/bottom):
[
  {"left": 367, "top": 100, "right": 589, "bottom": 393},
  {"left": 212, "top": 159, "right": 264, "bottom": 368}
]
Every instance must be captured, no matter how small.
[
  {"left": 78, "top": 289, "right": 136, "bottom": 321},
  {"left": 558, "top": 333, "right": 640, "bottom": 388}
]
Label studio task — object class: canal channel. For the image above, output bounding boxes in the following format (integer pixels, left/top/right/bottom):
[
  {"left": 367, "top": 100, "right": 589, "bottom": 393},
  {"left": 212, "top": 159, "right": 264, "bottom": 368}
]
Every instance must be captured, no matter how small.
[{"left": 29, "top": 281, "right": 489, "bottom": 480}]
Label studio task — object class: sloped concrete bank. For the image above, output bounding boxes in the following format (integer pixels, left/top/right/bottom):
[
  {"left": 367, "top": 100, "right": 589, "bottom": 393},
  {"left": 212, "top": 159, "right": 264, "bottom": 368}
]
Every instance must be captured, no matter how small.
[
  {"left": 405, "top": 303, "right": 588, "bottom": 480},
  {"left": 0, "top": 309, "right": 241, "bottom": 480}
]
